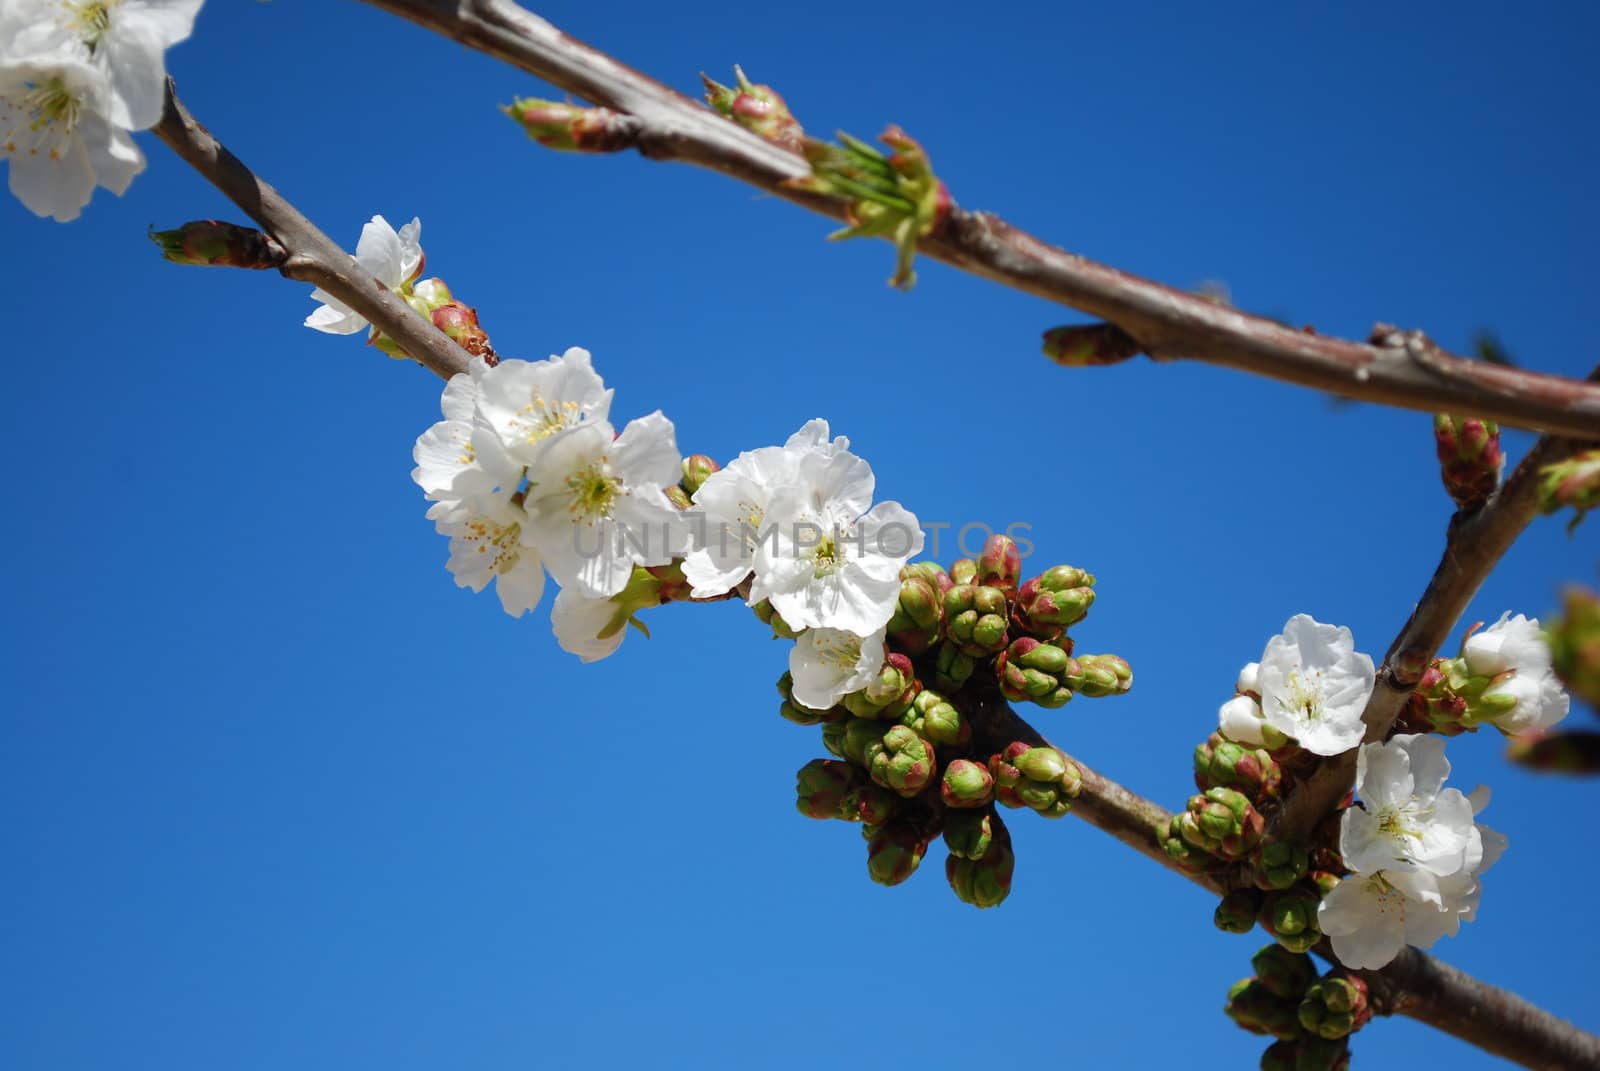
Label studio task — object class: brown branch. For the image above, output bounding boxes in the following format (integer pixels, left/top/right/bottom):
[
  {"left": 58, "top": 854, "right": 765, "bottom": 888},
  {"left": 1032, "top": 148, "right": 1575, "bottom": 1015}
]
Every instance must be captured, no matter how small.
[
  {"left": 959, "top": 684, "right": 1600, "bottom": 1069},
  {"left": 151, "top": 80, "right": 471, "bottom": 382},
  {"left": 358, "top": 0, "right": 1600, "bottom": 438}
]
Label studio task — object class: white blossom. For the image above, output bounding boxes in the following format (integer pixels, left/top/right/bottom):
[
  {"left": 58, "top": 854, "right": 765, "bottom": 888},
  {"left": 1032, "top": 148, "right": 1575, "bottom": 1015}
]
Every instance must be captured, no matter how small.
[
  {"left": 305, "top": 215, "right": 423, "bottom": 335},
  {"left": 752, "top": 446, "right": 924, "bottom": 637},
  {"left": 0, "top": 40, "right": 142, "bottom": 222},
  {"left": 411, "top": 362, "right": 521, "bottom": 527},
  {"left": 438, "top": 502, "right": 546, "bottom": 618},
  {"left": 1317, "top": 867, "right": 1447, "bottom": 970},
  {"left": 472, "top": 347, "right": 613, "bottom": 469},
  {"left": 1340, "top": 734, "right": 1476, "bottom": 878},
  {"left": 789, "top": 627, "right": 886, "bottom": 711},
  {"left": 520, "top": 413, "right": 685, "bottom": 598},
  {"left": 551, "top": 586, "right": 630, "bottom": 663},
  {"left": 680, "top": 418, "right": 849, "bottom": 599},
  {"left": 1256, "top": 614, "right": 1375, "bottom": 756},
  {"left": 1462, "top": 612, "right": 1570, "bottom": 734}
]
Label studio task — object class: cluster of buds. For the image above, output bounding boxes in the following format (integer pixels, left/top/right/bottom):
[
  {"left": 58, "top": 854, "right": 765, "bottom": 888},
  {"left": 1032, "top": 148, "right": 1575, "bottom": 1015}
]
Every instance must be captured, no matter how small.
[
  {"left": 1227, "top": 945, "right": 1365, "bottom": 1068},
  {"left": 1432, "top": 413, "right": 1503, "bottom": 511},
  {"left": 791, "top": 126, "right": 953, "bottom": 289},
  {"left": 1195, "top": 733, "right": 1283, "bottom": 803},
  {"left": 1176, "top": 787, "right": 1265, "bottom": 859},
  {"left": 504, "top": 98, "right": 631, "bottom": 153},
  {"left": 149, "top": 220, "right": 285, "bottom": 270},
  {"left": 782, "top": 533, "right": 1128, "bottom": 907},
  {"left": 1298, "top": 976, "right": 1372, "bottom": 1040},
  {"left": 701, "top": 66, "right": 803, "bottom": 152},
  {"left": 1538, "top": 449, "right": 1600, "bottom": 531}
]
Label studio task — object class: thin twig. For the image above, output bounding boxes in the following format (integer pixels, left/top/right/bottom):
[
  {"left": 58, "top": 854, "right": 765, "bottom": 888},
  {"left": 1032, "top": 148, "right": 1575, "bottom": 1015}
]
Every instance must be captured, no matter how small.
[
  {"left": 151, "top": 80, "right": 471, "bottom": 381},
  {"left": 360, "top": 0, "right": 1600, "bottom": 438},
  {"left": 960, "top": 685, "right": 1600, "bottom": 1070}
]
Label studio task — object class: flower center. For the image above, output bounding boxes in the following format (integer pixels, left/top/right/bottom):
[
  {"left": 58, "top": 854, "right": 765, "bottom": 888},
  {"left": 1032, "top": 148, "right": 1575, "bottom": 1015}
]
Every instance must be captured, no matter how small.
[
  {"left": 566, "top": 462, "right": 620, "bottom": 519},
  {"left": 462, "top": 516, "right": 522, "bottom": 574},
  {"left": 2, "top": 80, "right": 81, "bottom": 161},
  {"left": 515, "top": 390, "right": 582, "bottom": 446},
  {"left": 1280, "top": 669, "right": 1325, "bottom": 722},
  {"left": 810, "top": 534, "right": 839, "bottom": 577},
  {"left": 66, "top": 1, "right": 119, "bottom": 49}
]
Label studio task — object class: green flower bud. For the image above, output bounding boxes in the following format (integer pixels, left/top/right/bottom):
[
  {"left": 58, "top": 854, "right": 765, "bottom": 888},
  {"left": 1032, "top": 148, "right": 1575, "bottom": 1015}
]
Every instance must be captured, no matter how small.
[
  {"left": 504, "top": 98, "right": 629, "bottom": 152},
  {"left": 1214, "top": 888, "right": 1264, "bottom": 934},
  {"left": 1011, "top": 564, "right": 1096, "bottom": 640},
  {"left": 1178, "top": 787, "right": 1265, "bottom": 859},
  {"left": 943, "top": 583, "right": 1011, "bottom": 657},
  {"left": 1195, "top": 732, "right": 1283, "bottom": 803},
  {"left": 701, "top": 66, "right": 804, "bottom": 151},
  {"left": 864, "top": 725, "right": 937, "bottom": 797},
  {"left": 149, "top": 219, "right": 284, "bottom": 269},
  {"left": 995, "top": 637, "right": 1075, "bottom": 708},
  {"left": 795, "top": 759, "right": 863, "bottom": 820},
  {"left": 940, "top": 758, "right": 995, "bottom": 809},
  {"left": 866, "top": 819, "right": 929, "bottom": 886},
  {"left": 1549, "top": 585, "right": 1600, "bottom": 710},
  {"left": 1260, "top": 1040, "right": 1298, "bottom": 1071},
  {"left": 777, "top": 671, "right": 845, "bottom": 725},
  {"left": 1225, "top": 977, "right": 1305, "bottom": 1041},
  {"left": 1162, "top": 815, "right": 1225, "bottom": 875},
  {"left": 1251, "top": 841, "right": 1310, "bottom": 891},
  {"left": 933, "top": 644, "right": 978, "bottom": 692},
  {"left": 1505, "top": 728, "right": 1600, "bottom": 774},
  {"left": 680, "top": 454, "right": 720, "bottom": 497},
  {"left": 948, "top": 558, "right": 978, "bottom": 586},
  {"left": 945, "top": 816, "right": 1013, "bottom": 907},
  {"left": 752, "top": 599, "right": 803, "bottom": 640},
  {"left": 942, "top": 809, "right": 993, "bottom": 859},
  {"left": 1068, "top": 653, "right": 1133, "bottom": 697},
  {"left": 1292, "top": 1038, "right": 1352, "bottom": 1071},
  {"left": 901, "top": 560, "right": 953, "bottom": 594},
  {"left": 1538, "top": 447, "right": 1600, "bottom": 530},
  {"left": 843, "top": 653, "right": 920, "bottom": 720},
  {"left": 975, "top": 534, "right": 1022, "bottom": 594},
  {"left": 1251, "top": 944, "right": 1317, "bottom": 1001},
  {"left": 665, "top": 485, "right": 693, "bottom": 511},
  {"left": 886, "top": 574, "right": 945, "bottom": 654},
  {"left": 839, "top": 718, "right": 889, "bottom": 767},
  {"left": 1434, "top": 413, "right": 1504, "bottom": 511},
  {"left": 841, "top": 782, "right": 900, "bottom": 825},
  {"left": 1041, "top": 322, "right": 1142, "bottom": 368},
  {"left": 1260, "top": 886, "right": 1323, "bottom": 953},
  {"left": 904, "top": 689, "right": 968, "bottom": 747},
  {"left": 1298, "top": 976, "right": 1371, "bottom": 1040},
  {"left": 989, "top": 742, "right": 1080, "bottom": 818}
]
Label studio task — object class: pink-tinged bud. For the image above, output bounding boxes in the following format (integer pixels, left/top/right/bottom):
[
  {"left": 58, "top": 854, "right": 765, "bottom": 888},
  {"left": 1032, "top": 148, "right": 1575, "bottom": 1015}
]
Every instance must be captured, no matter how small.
[
  {"left": 430, "top": 302, "right": 496, "bottom": 361},
  {"left": 976, "top": 534, "right": 1023, "bottom": 593},
  {"left": 1505, "top": 729, "right": 1600, "bottom": 775},
  {"left": 1041, "top": 323, "right": 1142, "bottom": 368},
  {"left": 680, "top": 455, "right": 720, "bottom": 497},
  {"left": 149, "top": 220, "right": 285, "bottom": 269},
  {"left": 865, "top": 819, "right": 930, "bottom": 886},
  {"left": 643, "top": 561, "right": 693, "bottom": 603},
  {"left": 702, "top": 66, "right": 804, "bottom": 152},
  {"left": 1538, "top": 449, "right": 1600, "bottom": 530},
  {"left": 1433, "top": 413, "right": 1503, "bottom": 511},
  {"left": 504, "top": 98, "right": 631, "bottom": 152},
  {"left": 939, "top": 759, "right": 994, "bottom": 808}
]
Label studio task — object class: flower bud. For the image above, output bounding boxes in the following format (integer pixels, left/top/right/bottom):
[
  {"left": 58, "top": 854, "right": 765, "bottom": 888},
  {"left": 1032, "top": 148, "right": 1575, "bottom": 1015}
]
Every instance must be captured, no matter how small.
[
  {"left": 149, "top": 220, "right": 284, "bottom": 269},
  {"left": 886, "top": 574, "right": 944, "bottom": 654},
  {"left": 429, "top": 300, "right": 494, "bottom": 359},
  {"left": 1260, "top": 1040, "right": 1298, "bottom": 1071},
  {"left": 1259, "top": 886, "right": 1323, "bottom": 953},
  {"left": 1163, "top": 815, "right": 1224, "bottom": 875},
  {"left": 945, "top": 829, "right": 1015, "bottom": 908},
  {"left": 1298, "top": 976, "right": 1371, "bottom": 1040},
  {"left": 702, "top": 66, "right": 804, "bottom": 151},
  {"left": 1433, "top": 413, "right": 1503, "bottom": 511},
  {"left": 866, "top": 818, "right": 929, "bottom": 886},
  {"left": 841, "top": 782, "right": 900, "bottom": 825},
  {"left": 995, "top": 637, "right": 1075, "bottom": 708},
  {"left": 680, "top": 454, "right": 720, "bottom": 497},
  {"left": 942, "top": 809, "right": 993, "bottom": 859},
  {"left": 1041, "top": 323, "right": 1142, "bottom": 368},
  {"left": 864, "top": 725, "right": 937, "bottom": 797},
  {"left": 948, "top": 558, "right": 978, "bottom": 586},
  {"left": 1069, "top": 653, "right": 1133, "bottom": 697},
  {"left": 839, "top": 717, "right": 889, "bottom": 767},
  {"left": 1538, "top": 448, "right": 1600, "bottom": 528},
  {"left": 1250, "top": 841, "right": 1310, "bottom": 891},
  {"left": 1505, "top": 729, "right": 1600, "bottom": 774},
  {"left": 1195, "top": 733, "right": 1283, "bottom": 803},
  {"left": 1549, "top": 585, "right": 1600, "bottom": 710},
  {"left": 504, "top": 98, "right": 629, "bottom": 152},
  {"left": 901, "top": 560, "right": 953, "bottom": 594},
  {"left": 905, "top": 689, "right": 968, "bottom": 747},
  {"left": 752, "top": 599, "right": 803, "bottom": 640},
  {"left": 1289, "top": 1038, "right": 1351, "bottom": 1071},
  {"left": 1251, "top": 944, "right": 1317, "bottom": 1001},
  {"left": 933, "top": 643, "right": 977, "bottom": 692},
  {"left": 1178, "top": 787, "right": 1265, "bottom": 859},
  {"left": 1214, "top": 888, "right": 1264, "bottom": 934},
  {"left": 944, "top": 583, "right": 1011, "bottom": 657},
  {"left": 989, "top": 742, "right": 1080, "bottom": 818},
  {"left": 1012, "top": 565, "right": 1096, "bottom": 639},
  {"left": 975, "top": 534, "right": 1023, "bottom": 593},
  {"left": 940, "top": 759, "right": 994, "bottom": 809},
  {"left": 843, "top": 653, "right": 920, "bottom": 720},
  {"left": 795, "top": 758, "right": 863, "bottom": 820},
  {"left": 1225, "top": 977, "right": 1305, "bottom": 1040}
]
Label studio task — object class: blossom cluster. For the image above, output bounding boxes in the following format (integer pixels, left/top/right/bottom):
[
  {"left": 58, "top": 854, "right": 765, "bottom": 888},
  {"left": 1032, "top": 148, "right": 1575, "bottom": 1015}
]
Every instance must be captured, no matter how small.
[
  {"left": 411, "top": 349, "right": 924, "bottom": 665},
  {"left": 1317, "top": 734, "right": 1505, "bottom": 969},
  {"left": 2, "top": 0, "right": 202, "bottom": 221},
  {"left": 1218, "top": 614, "right": 1376, "bottom": 758}
]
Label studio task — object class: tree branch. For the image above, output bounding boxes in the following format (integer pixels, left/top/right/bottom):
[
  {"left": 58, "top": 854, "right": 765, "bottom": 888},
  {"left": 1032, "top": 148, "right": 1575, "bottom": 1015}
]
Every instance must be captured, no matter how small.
[
  {"left": 151, "top": 80, "right": 471, "bottom": 382},
  {"left": 959, "top": 685, "right": 1600, "bottom": 1069},
  {"left": 359, "top": 0, "right": 1600, "bottom": 438}
]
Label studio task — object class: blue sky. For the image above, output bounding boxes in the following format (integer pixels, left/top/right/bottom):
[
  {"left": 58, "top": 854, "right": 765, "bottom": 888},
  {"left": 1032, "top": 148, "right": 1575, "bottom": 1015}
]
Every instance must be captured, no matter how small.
[{"left": 2, "top": 1, "right": 1597, "bottom": 1067}]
